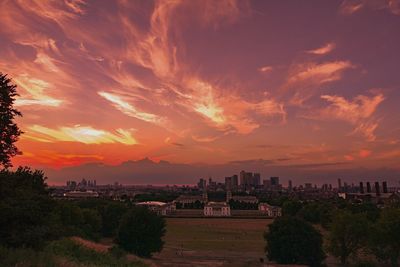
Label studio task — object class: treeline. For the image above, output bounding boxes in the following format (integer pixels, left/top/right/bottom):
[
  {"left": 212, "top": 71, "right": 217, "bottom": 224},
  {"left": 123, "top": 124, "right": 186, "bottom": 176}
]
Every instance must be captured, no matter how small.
[
  {"left": 265, "top": 199, "right": 400, "bottom": 266},
  {"left": 0, "top": 167, "right": 166, "bottom": 259}
]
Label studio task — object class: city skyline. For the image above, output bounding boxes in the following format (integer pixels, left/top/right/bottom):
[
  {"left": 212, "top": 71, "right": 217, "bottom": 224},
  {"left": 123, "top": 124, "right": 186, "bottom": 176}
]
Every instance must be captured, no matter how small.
[{"left": 1, "top": 0, "right": 400, "bottom": 183}]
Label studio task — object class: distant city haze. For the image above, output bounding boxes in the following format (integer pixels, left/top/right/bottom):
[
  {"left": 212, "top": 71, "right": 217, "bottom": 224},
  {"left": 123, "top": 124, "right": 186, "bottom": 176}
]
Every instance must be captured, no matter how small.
[
  {"left": 44, "top": 157, "right": 400, "bottom": 186},
  {"left": 1, "top": 1, "right": 399, "bottom": 182}
]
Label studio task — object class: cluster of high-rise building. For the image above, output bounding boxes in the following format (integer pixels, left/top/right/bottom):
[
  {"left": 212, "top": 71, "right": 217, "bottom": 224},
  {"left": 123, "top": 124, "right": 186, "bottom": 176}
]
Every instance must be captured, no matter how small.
[
  {"left": 66, "top": 178, "right": 97, "bottom": 190},
  {"left": 198, "top": 171, "right": 282, "bottom": 192},
  {"left": 338, "top": 179, "right": 390, "bottom": 195}
]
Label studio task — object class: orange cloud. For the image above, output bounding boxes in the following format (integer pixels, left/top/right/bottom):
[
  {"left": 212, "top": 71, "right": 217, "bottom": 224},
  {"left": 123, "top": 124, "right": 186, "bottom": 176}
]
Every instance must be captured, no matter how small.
[
  {"left": 14, "top": 74, "right": 63, "bottom": 107},
  {"left": 183, "top": 78, "right": 286, "bottom": 134},
  {"left": 98, "top": 91, "right": 162, "bottom": 124},
  {"left": 359, "top": 149, "right": 372, "bottom": 158},
  {"left": 286, "top": 61, "right": 354, "bottom": 105},
  {"left": 288, "top": 61, "right": 353, "bottom": 85},
  {"left": 320, "top": 93, "right": 384, "bottom": 123},
  {"left": 318, "top": 93, "right": 384, "bottom": 141},
  {"left": 351, "top": 121, "right": 379, "bottom": 142},
  {"left": 340, "top": 0, "right": 364, "bottom": 15},
  {"left": 339, "top": 0, "right": 400, "bottom": 16},
  {"left": 26, "top": 125, "right": 138, "bottom": 145},
  {"left": 258, "top": 66, "right": 273, "bottom": 73},
  {"left": 306, "top": 42, "right": 336, "bottom": 55}
]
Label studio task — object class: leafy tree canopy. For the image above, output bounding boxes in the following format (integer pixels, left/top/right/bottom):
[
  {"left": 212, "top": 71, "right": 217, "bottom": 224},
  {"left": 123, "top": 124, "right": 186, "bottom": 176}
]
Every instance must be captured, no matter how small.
[
  {"left": 0, "top": 73, "right": 22, "bottom": 168},
  {"left": 264, "top": 216, "right": 325, "bottom": 267},
  {"left": 116, "top": 207, "right": 166, "bottom": 258}
]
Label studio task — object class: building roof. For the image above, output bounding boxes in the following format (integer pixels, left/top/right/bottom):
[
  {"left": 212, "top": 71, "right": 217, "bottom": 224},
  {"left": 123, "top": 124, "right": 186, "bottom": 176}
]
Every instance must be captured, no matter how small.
[
  {"left": 205, "top": 201, "right": 229, "bottom": 208},
  {"left": 136, "top": 201, "right": 167, "bottom": 207}
]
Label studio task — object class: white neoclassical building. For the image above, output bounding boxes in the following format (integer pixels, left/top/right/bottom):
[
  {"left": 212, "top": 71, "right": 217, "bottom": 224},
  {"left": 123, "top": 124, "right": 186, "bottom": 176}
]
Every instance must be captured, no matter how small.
[
  {"left": 204, "top": 202, "right": 231, "bottom": 217},
  {"left": 258, "top": 203, "right": 282, "bottom": 217}
]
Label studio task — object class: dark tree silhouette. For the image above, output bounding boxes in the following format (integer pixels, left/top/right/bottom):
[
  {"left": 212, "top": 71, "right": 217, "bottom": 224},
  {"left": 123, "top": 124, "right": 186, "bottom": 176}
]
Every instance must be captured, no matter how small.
[
  {"left": 0, "top": 73, "right": 22, "bottom": 168},
  {"left": 0, "top": 167, "right": 58, "bottom": 248},
  {"left": 369, "top": 208, "right": 400, "bottom": 267},
  {"left": 265, "top": 216, "right": 325, "bottom": 267},
  {"left": 328, "top": 210, "right": 370, "bottom": 265},
  {"left": 116, "top": 206, "right": 166, "bottom": 258}
]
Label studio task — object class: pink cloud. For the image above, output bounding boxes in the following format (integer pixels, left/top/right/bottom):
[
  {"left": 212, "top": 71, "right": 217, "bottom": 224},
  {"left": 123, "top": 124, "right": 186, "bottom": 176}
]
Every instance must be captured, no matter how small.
[{"left": 306, "top": 42, "right": 336, "bottom": 55}]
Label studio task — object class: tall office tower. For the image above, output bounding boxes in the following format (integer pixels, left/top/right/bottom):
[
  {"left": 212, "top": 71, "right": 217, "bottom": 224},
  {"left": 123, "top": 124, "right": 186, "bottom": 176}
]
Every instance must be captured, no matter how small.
[
  {"left": 225, "top": 176, "right": 232, "bottom": 191},
  {"left": 232, "top": 175, "right": 239, "bottom": 190},
  {"left": 253, "top": 173, "right": 261, "bottom": 186},
  {"left": 366, "top": 182, "right": 372, "bottom": 193},
  {"left": 338, "top": 178, "right": 342, "bottom": 190},
  {"left": 382, "top": 181, "right": 388, "bottom": 193},
  {"left": 197, "top": 178, "right": 206, "bottom": 189},
  {"left": 288, "top": 180, "right": 293, "bottom": 191},
  {"left": 359, "top": 182, "right": 364, "bottom": 194},
  {"left": 245, "top": 172, "right": 253, "bottom": 186},
  {"left": 240, "top": 170, "right": 246, "bottom": 185},
  {"left": 263, "top": 179, "right": 271, "bottom": 190},
  {"left": 375, "top": 182, "right": 381, "bottom": 196},
  {"left": 270, "top": 177, "right": 279, "bottom": 186}
]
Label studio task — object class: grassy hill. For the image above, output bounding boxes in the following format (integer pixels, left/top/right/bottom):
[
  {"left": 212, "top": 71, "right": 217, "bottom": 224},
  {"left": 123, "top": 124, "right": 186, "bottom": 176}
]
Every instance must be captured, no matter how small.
[{"left": 0, "top": 238, "right": 148, "bottom": 267}]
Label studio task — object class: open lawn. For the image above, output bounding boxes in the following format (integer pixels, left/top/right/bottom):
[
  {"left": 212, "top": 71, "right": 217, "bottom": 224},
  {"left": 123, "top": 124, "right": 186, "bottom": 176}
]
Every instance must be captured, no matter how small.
[{"left": 152, "top": 218, "right": 275, "bottom": 267}]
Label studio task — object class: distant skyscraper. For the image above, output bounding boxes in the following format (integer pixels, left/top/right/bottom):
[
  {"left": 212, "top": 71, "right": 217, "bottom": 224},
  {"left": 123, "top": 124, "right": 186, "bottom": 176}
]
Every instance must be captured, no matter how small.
[
  {"left": 338, "top": 178, "right": 342, "bottom": 190},
  {"left": 263, "top": 179, "right": 271, "bottom": 190},
  {"left": 232, "top": 175, "right": 238, "bottom": 190},
  {"left": 305, "top": 183, "right": 312, "bottom": 190},
  {"left": 197, "top": 178, "right": 206, "bottom": 190},
  {"left": 270, "top": 177, "right": 279, "bottom": 187},
  {"left": 225, "top": 176, "right": 232, "bottom": 191},
  {"left": 359, "top": 182, "right": 364, "bottom": 194},
  {"left": 288, "top": 180, "right": 293, "bottom": 191},
  {"left": 382, "top": 181, "right": 388, "bottom": 193},
  {"left": 375, "top": 182, "right": 381, "bottom": 196},
  {"left": 240, "top": 171, "right": 246, "bottom": 185},
  {"left": 367, "top": 182, "right": 371, "bottom": 193},
  {"left": 253, "top": 173, "right": 261, "bottom": 186}
]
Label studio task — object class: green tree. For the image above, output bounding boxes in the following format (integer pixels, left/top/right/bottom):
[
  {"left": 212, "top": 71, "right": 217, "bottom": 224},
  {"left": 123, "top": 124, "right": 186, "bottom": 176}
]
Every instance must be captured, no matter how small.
[
  {"left": 81, "top": 208, "right": 102, "bottom": 241},
  {"left": 0, "top": 167, "right": 59, "bottom": 248},
  {"left": 0, "top": 73, "right": 22, "bottom": 168},
  {"left": 282, "top": 200, "right": 302, "bottom": 216},
  {"left": 56, "top": 201, "right": 84, "bottom": 236},
  {"left": 116, "top": 207, "right": 166, "bottom": 257},
  {"left": 100, "top": 202, "right": 128, "bottom": 237},
  {"left": 328, "top": 210, "right": 370, "bottom": 265},
  {"left": 369, "top": 208, "right": 400, "bottom": 266},
  {"left": 264, "top": 216, "right": 325, "bottom": 266},
  {"left": 349, "top": 202, "right": 380, "bottom": 222}
]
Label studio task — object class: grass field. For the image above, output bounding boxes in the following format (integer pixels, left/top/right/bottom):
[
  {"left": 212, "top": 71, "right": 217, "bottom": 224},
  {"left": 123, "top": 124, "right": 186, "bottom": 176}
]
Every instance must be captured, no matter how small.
[
  {"left": 0, "top": 238, "right": 147, "bottom": 267},
  {"left": 152, "top": 218, "right": 274, "bottom": 267}
]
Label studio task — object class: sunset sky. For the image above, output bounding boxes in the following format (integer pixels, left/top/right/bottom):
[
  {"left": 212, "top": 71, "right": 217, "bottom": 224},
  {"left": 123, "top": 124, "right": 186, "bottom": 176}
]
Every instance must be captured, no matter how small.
[{"left": 1, "top": 0, "right": 399, "bottom": 184}]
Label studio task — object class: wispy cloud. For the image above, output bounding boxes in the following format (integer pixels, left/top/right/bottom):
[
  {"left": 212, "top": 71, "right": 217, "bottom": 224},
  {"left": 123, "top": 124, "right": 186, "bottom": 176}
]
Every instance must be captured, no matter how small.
[
  {"left": 285, "top": 61, "right": 354, "bottom": 105},
  {"left": 98, "top": 91, "right": 162, "bottom": 124},
  {"left": 339, "top": 0, "right": 364, "bottom": 15},
  {"left": 258, "top": 65, "right": 273, "bottom": 73},
  {"left": 27, "top": 125, "right": 138, "bottom": 145},
  {"left": 14, "top": 74, "right": 63, "bottom": 107},
  {"left": 319, "top": 93, "right": 384, "bottom": 123},
  {"left": 306, "top": 42, "right": 336, "bottom": 55},
  {"left": 339, "top": 0, "right": 400, "bottom": 16},
  {"left": 317, "top": 93, "right": 385, "bottom": 141}
]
